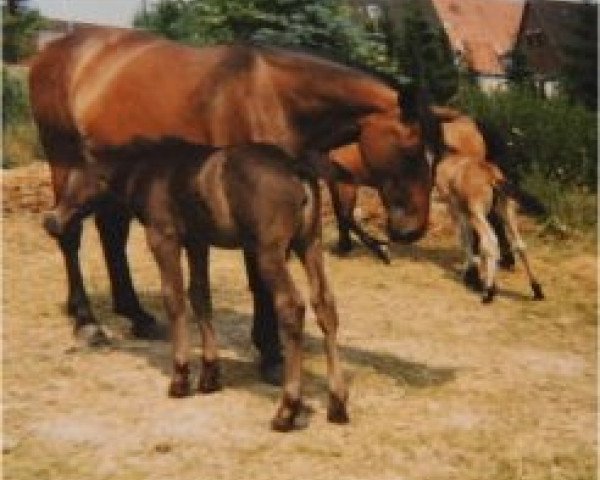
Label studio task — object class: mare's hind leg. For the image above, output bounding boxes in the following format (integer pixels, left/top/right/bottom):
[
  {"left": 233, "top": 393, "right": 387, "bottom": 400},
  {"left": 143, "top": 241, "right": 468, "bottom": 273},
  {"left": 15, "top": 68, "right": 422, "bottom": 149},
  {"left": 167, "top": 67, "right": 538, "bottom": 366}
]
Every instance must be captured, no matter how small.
[
  {"left": 255, "top": 247, "right": 306, "bottom": 432},
  {"left": 496, "top": 199, "right": 544, "bottom": 300},
  {"left": 297, "top": 237, "right": 349, "bottom": 424},
  {"left": 243, "top": 249, "right": 283, "bottom": 385},
  {"left": 145, "top": 226, "right": 191, "bottom": 397},
  {"left": 186, "top": 243, "right": 221, "bottom": 393},
  {"left": 468, "top": 208, "right": 499, "bottom": 303},
  {"left": 95, "top": 202, "right": 160, "bottom": 339}
]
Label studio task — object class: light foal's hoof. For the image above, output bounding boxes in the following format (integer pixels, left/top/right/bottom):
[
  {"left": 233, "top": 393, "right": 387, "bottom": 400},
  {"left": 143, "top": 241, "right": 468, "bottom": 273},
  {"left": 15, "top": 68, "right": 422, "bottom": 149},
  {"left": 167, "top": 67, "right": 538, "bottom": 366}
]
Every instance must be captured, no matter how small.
[
  {"left": 198, "top": 360, "right": 222, "bottom": 394},
  {"left": 327, "top": 392, "right": 349, "bottom": 424},
  {"left": 75, "top": 323, "right": 111, "bottom": 347},
  {"left": 481, "top": 285, "right": 496, "bottom": 304},
  {"left": 532, "top": 281, "right": 545, "bottom": 300}
]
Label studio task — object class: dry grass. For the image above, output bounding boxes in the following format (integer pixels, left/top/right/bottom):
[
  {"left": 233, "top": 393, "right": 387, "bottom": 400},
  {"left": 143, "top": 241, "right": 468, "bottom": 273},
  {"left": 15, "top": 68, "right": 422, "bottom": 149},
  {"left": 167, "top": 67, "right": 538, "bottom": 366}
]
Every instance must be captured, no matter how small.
[{"left": 2, "top": 163, "right": 597, "bottom": 480}]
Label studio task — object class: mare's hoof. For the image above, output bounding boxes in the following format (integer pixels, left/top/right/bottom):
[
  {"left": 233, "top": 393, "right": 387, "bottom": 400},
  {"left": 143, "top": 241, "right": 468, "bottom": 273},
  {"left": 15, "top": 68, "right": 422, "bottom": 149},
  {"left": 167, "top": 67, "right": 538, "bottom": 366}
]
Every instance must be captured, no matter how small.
[
  {"left": 464, "top": 265, "right": 483, "bottom": 291},
  {"left": 75, "top": 324, "right": 111, "bottom": 347},
  {"left": 168, "top": 378, "right": 191, "bottom": 398},
  {"left": 260, "top": 358, "right": 284, "bottom": 386},
  {"left": 131, "top": 319, "right": 166, "bottom": 341},
  {"left": 332, "top": 240, "right": 353, "bottom": 257},
  {"left": 482, "top": 286, "right": 496, "bottom": 304},
  {"left": 498, "top": 254, "right": 516, "bottom": 271},
  {"left": 271, "top": 396, "right": 304, "bottom": 432},
  {"left": 532, "top": 282, "right": 545, "bottom": 300},
  {"left": 327, "top": 393, "right": 349, "bottom": 424},
  {"left": 198, "top": 360, "right": 222, "bottom": 394}
]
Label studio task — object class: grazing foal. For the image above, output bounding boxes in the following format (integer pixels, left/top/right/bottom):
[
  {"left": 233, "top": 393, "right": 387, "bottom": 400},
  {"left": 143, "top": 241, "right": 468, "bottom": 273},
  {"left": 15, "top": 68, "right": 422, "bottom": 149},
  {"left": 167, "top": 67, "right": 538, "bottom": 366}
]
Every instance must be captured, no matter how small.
[
  {"left": 435, "top": 152, "right": 545, "bottom": 303},
  {"left": 43, "top": 139, "right": 349, "bottom": 431}
]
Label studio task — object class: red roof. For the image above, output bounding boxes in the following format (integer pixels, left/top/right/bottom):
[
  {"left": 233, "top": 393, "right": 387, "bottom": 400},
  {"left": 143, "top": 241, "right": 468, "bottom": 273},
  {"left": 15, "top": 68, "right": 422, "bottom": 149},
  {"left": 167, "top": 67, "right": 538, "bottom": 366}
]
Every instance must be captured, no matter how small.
[{"left": 432, "top": 0, "right": 525, "bottom": 75}]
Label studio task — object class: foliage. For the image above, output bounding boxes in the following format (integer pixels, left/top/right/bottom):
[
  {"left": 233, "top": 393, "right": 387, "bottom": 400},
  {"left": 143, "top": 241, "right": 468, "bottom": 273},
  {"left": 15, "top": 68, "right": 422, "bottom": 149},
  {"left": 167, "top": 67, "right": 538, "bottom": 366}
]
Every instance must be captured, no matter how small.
[
  {"left": 134, "top": 0, "right": 390, "bottom": 70},
  {"left": 560, "top": 0, "right": 598, "bottom": 110},
  {"left": 2, "top": 3, "right": 46, "bottom": 63},
  {"left": 3, "top": 67, "right": 30, "bottom": 128},
  {"left": 506, "top": 46, "right": 534, "bottom": 90},
  {"left": 379, "top": 0, "right": 459, "bottom": 103},
  {"left": 2, "top": 67, "right": 41, "bottom": 168}
]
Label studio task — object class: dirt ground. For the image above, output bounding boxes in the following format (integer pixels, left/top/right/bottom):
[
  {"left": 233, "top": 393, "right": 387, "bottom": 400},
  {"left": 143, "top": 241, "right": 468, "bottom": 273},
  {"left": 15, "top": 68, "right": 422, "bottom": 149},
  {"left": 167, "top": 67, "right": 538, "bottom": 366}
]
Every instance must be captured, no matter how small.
[{"left": 3, "top": 162, "right": 597, "bottom": 480}]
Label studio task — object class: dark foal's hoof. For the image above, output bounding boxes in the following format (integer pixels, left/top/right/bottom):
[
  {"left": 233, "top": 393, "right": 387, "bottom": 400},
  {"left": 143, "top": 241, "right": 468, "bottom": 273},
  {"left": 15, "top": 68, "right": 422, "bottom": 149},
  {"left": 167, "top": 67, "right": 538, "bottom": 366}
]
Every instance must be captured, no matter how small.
[
  {"left": 168, "top": 363, "right": 191, "bottom": 398},
  {"left": 481, "top": 285, "right": 497, "bottom": 304},
  {"left": 198, "top": 360, "right": 222, "bottom": 394},
  {"left": 532, "top": 282, "right": 545, "bottom": 300},
  {"left": 332, "top": 239, "right": 353, "bottom": 257},
  {"left": 260, "top": 358, "right": 284, "bottom": 386},
  {"left": 75, "top": 324, "right": 111, "bottom": 347},
  {"left": 327, "top": 393, "right": 349, "bottom": 424},
  {"left": 271, "top": 395, "right": 304, "bottom": 432},
  {"left": 168, "top": 378, "right": 191, "bottom": 398},
  {"left": 42, "top": 211, "right": 63, "bottom": 238},
  {"left": 464, "top": 265, "right": 484, "bottom": 291}
]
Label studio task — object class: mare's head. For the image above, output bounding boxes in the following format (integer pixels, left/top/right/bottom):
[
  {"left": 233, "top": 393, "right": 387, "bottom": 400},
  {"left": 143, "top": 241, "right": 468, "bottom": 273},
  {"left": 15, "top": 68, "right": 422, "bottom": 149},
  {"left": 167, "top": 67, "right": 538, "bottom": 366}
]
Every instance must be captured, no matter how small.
[{"left": 359, "top": 85, "right": 443, "bottom": 243}]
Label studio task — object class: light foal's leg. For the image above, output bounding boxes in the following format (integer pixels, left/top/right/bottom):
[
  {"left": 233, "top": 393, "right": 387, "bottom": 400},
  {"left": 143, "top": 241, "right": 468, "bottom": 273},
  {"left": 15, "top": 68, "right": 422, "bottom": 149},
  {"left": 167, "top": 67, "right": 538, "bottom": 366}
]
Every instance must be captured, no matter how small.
[
  {"left": 467, "top": 204, "right": 499, "bottom": 303},
  {"left": 448, "top": 198, "right": 482, "bottom": 290},
  {"left": 495, "top": 198, "right": 544, "bottom": 300},
  {"left": 186, "top": 243, "right": 221, "bottom": 393},
  {"left": 256, "top": 246, "right": 306, "bottom": 432},
  {"left": 145, "top": 225, "right": 191, "bottom": 398},
  {"left": 297, "top": 236, "right": 349, "bottom": 424}
]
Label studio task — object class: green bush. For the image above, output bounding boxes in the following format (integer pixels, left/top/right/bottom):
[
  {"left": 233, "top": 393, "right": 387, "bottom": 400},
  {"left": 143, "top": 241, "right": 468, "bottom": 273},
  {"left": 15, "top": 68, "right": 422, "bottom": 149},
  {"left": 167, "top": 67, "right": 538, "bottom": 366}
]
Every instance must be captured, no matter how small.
[
  {"left": 453, "top": 86, "right": 597, "bottom": 189},
  {"left": 2, "top": 66, "right": 41, "bottom": 168}
]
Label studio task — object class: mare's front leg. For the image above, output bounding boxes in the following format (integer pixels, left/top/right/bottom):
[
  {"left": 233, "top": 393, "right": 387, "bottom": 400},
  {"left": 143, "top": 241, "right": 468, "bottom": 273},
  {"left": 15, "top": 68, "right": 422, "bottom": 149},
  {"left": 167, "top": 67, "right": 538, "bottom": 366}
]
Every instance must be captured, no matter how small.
[
  {"left": 328, "top": 181, "right": 356, "bottom": 254},
  {"left": 243, "top": 250, "right": 283, "bottom": 385},
  {"left": 329, "top": 182, "right": 390, "bottom": 264},
  {"left": 298, "top": 237, "right": 349, "bottom": 424},
  {"left": 187, "top": 243, "right": 221, "bottom": 393},
  {"left": 95, "top": 202, "right": 160, "bottom": 339},
  {"left": 256, "top": 248, "right": 306, "bottom": 432},
  {"left": 146, "top": 226, "right": 191, "bottom": 397}
]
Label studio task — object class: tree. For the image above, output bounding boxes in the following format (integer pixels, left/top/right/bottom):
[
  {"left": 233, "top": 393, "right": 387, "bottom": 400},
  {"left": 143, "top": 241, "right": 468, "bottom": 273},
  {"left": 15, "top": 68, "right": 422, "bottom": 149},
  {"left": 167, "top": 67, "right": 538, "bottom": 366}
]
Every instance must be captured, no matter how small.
[
  {"left": 3, "top": 1, "right": 46, "bottom": 63},
  {"left": 134, "top": 0, "right": 390, "bottom": 70},
  {"left": 561, "top": 1, "right": 598, "bottom": 110},
  {"left": 380, "top": 0, "right": 459, "bottom": 103},
  {"left": 506, "top": 46, "right": 534, "bottom": 90}
]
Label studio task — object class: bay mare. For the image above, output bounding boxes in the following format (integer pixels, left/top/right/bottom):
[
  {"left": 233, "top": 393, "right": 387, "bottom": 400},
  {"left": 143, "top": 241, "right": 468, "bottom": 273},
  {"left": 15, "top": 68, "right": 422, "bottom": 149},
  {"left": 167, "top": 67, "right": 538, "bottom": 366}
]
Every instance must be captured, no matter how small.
[
  {"left": 43, "top": 139, "right": 350, "bottom": 431},
  {"left": 29, "top": 26, "right": 443, "bottom": 380}
]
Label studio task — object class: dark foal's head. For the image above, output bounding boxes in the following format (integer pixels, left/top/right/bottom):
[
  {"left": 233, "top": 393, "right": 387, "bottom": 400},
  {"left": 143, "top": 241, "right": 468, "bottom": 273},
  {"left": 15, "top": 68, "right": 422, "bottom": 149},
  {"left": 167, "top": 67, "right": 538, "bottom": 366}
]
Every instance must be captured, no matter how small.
[
  {"left": 359, "top": 89, "right": 442, "bottom": 243},
  {"left": 43, "top": 162, "right": 112, "bottom": 238}
]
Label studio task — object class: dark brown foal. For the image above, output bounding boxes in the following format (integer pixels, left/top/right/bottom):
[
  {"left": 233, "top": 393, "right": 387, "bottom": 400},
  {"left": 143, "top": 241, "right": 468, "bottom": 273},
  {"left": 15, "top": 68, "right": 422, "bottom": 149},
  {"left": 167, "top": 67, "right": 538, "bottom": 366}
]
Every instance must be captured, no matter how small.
[{"left": 43, "top": 139, "right": 349, "bottom": 431}]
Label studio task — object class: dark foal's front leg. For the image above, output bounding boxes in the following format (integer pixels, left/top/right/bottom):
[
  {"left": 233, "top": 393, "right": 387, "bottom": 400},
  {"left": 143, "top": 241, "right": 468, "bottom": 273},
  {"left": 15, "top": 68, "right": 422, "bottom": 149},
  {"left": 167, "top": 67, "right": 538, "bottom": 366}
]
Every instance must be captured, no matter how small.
[
  {"left": 187, "top": 243, "right": 221, "bottom": 393},
  {"left": 95, "top": 202, "right": 160, "bottom": 339},
  {"left": 146, "top": 226, "right": 191, "bottom": 398},
  {"left": 243, "top": 249, "right": 283, "bottom": 386},
  {"left": 58, "top": 220, "right": 110, "bottom": 346}
]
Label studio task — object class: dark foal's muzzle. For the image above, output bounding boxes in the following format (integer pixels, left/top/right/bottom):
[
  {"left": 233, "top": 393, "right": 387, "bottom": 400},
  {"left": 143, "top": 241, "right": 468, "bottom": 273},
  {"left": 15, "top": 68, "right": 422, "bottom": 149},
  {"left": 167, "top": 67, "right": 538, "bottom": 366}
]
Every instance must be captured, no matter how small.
[
  {"left": 388, "top": 225, "right": 427, "bottom": 244},
  {"left": 42, "top": 210, "right": 67, "bottom": 238}
]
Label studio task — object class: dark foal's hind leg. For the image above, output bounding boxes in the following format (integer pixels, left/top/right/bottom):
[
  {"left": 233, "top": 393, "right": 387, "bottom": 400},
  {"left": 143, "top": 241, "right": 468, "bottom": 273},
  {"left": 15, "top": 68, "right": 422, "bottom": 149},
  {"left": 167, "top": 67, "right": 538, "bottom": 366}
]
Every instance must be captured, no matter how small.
[
  {"left": 59, "top": 220, "right": 109, "bottom": 346},
  {"left": 95, "top": 203, "right": 160, "bottom": 339},
  {"left": 243, "top": 249, "right": 283, "bottom": 385}
]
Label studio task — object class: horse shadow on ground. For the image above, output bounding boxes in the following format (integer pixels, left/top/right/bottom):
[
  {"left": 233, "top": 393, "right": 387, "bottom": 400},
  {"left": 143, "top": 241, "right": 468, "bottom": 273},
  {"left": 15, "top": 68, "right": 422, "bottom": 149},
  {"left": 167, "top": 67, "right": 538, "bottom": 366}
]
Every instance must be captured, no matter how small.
[
  {"left": 86, "top": 292, "right": 457, "bottom": 402},
  {"left": 334, "top": 240, "right": 533, "bottom": 302}
]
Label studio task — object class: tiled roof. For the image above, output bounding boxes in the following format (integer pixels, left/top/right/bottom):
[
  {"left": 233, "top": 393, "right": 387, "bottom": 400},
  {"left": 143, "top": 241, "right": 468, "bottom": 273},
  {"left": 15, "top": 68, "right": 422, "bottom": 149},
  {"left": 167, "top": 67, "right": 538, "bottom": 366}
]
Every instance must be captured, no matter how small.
[{"left": 431, "top": 0, "right": 525, "bottom": 75}]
